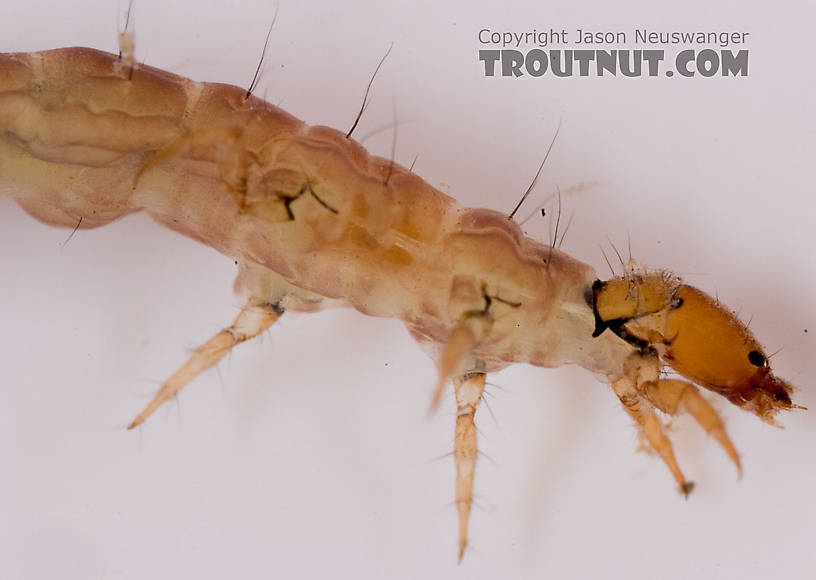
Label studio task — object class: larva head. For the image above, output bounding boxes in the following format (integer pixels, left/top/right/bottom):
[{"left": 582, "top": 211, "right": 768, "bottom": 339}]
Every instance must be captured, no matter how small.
[
  {"left": 591, "top": 274, "right": 798, "bottom": 422},
  {"left": 662, "top": 285, "right": 796, "bottom": 421}
]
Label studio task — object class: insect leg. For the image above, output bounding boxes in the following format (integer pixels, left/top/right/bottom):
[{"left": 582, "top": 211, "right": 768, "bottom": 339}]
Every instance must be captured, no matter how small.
[
  {"left": 642, "top": 378, "right": 741, "bottom": 475},
  {"left": 453, "top": 371, "right": 486, "bottom": 563},
  {"left": 127, "top": 299, "right": 283, "bottom": 429},
  {"left": 611, "top": 376, "right": 694, "bottom": 496},
  {"left": 428, "top": 314, "right": 492, "bottom": 412}
]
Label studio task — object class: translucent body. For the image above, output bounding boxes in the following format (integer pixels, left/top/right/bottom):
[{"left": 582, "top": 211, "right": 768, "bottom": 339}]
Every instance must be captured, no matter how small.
[
  {"left": 0, "top": 47, "right": 631, "bottom": 379},
  {"left": 0, "top": 46, "right": 799, "bottom": 562}
]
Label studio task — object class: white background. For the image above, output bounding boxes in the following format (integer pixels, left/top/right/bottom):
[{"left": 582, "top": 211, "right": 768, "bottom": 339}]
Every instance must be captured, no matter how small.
[{"left": 1, "top": 1, "right": 814, "bottom": 578}]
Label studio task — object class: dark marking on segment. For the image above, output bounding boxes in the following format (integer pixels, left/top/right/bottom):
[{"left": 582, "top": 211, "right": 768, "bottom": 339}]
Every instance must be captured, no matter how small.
[
  {"left": 283, "top": 182, "right": 339, "bottom": 220},
  {"left": 492, "top": 294, "right": 522, "bottom": 308},
  {"left": 589, "top": 279, "right": 609, "bottom": 337},
  {"left": 588, "top": 279, "right": 658, "bottom": 350},
  {"left": 604, "top": 319, "right": 651, "bottom": 350}
]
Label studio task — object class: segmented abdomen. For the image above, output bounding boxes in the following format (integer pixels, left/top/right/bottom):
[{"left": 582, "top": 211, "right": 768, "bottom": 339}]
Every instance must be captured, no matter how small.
[{"left": 0, "top": 47, "right": 630, "bottom": 376}]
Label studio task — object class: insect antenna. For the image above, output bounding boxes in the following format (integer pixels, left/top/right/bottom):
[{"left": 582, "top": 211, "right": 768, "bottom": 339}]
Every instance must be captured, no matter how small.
[
  {"left": 244, "top": 6, "right": 278, "bottom": 100},
  {"left": 507, "top": 116, "right": 562, "bottom": 221},
  {"left": 346, "top": 43, "right": 393, "bottom": 139}
]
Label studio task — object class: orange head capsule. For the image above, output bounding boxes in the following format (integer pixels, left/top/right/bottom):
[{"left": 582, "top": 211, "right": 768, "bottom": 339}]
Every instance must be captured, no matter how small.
[
  {"left": 661, "top": 284, "right": 795, "bottom": 419},
  {"left": 590, "top": 273, "right": 798, "bottom": 421}
]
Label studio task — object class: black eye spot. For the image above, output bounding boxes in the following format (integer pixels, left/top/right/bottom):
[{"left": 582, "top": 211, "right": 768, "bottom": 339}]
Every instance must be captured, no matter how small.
[{"left": 748, "top": 350, "right": 765, "bottom": 367}]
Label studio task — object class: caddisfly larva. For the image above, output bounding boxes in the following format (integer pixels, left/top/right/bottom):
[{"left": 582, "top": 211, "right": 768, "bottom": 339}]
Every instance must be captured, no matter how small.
[
  {"left": 0, "top": 2, "right": 808, "bottom": 572},
  {"left": 0, "top": 43, "right": 803, "bottom": 560}
]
